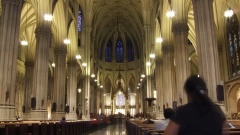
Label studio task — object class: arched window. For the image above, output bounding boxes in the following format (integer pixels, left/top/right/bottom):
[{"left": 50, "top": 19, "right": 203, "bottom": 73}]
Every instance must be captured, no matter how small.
[
  {"left": 227, "top": 14, "right": 240, "bottom": 77},
  {"left": 105, "top": 40, "right": 112, "bottom": 62},
  {"left": 116, "top": 38, "right": 124, "bottom": 63},
  {"left": 116, "top": 92, "right": 125, "bottom": 106},
  {"left": 127, "top": 39, "right": 134, "bottom": 62},
  {"left": 78, "top": 9, "right": 82, "bottom": 32}
]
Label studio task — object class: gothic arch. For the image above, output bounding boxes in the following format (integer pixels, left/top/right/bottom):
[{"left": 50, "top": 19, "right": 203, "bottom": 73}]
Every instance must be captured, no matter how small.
[
  {"left": 105, "top": 75, "right": 112, "bottom": 93},
  {"left": 227, "top": 83, "right": 240, "bottom": 115}
]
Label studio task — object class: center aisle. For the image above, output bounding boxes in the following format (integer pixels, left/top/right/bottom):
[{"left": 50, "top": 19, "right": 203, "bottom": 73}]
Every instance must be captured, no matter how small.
[{"left": 88, "top": 122, "right": 126, "bottom": 135}]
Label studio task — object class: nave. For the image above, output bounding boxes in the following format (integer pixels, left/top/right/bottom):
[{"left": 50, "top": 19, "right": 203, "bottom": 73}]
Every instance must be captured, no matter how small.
[{"left": 89, "top": 121, "right": 126, "bottom": 135}]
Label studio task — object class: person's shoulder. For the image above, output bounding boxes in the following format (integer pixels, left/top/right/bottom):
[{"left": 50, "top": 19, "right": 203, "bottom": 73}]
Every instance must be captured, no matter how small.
[{"left": 177, "top": 103, "right": 192, "bottom": 111}]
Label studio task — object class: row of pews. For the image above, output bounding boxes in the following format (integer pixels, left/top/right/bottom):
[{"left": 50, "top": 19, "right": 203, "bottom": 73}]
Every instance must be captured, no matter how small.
[
  {"left": 126, "top": 119, "right": 240, "bottom": 135},
  {"left": 0, "top": 120, "right": 108, "bottom": 135}
]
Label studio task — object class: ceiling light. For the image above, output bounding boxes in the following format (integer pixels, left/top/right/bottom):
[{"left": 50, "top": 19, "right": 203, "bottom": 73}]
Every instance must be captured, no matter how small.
[
  {"left": 146, "top": 62, "right": 151, "bottom": 66},
  {"left": 91, "top": 74, "right": 95, "bottom": 78},
  {"left": 76, "top": 55, "right": 81, "bottom": 60},
  {"left": 21, "top": 40, "right": 28, "bottom": 46},
  {"left": 82, "top": 63, "right": 87, "bottom": 67},
  {"left": 141, "top": 74, "right": 145, "bottom": 78},
  {"left": 166, "top": 10, "right": 175, "bottom": 18},
  {"left": 44, "top": 14, "right": 53, "bottom": 21},
  {"left": 156, "top": 38, "right": 163, "bottom": 43},
  {"left": 52, "top": 63, "right": 55, "bottom": 67},
  {"left": 150, "top": 54, "right": 155, "bottom": 58},
  {"left": 78, "top": 88, "right": 81, "bottom": 93},
  {"left": 224, "top": 9, "right": 233, "bottom": 17},
  {"left": 64, "top": 39, "right": 70, "bottom": 45}
]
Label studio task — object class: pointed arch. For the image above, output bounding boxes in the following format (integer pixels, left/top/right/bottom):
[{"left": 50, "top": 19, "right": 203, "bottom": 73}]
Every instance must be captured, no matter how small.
[{"left": 116, "top": 37, "right": 124, "bottom": 63}]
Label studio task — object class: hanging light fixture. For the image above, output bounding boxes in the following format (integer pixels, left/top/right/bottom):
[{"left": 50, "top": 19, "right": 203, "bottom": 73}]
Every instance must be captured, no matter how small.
[
  {"left": 21, "top": 3, "right": 28, "bottom": 46},
  {"left": 44, "top": 13, "right": 53, "bottom": 21},
  {"left": 224, "top": 0, "right": 233, "bottom": 18},
  {"left": 156, "top": 37, "right": 163, "bottom": 43},
  {"left": 166, "top": 0, "right": 175, "bottom": 18}
]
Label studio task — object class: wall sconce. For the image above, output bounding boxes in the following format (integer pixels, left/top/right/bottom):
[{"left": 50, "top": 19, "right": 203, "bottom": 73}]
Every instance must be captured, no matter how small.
[
  {"left": 64, "top": 39, "right": 70, "bottom": 45},
  {"left": 149, "top": 53, "right": 155, "bottom": 59},
  {"left": 78, "top": 88, "right": 81, "bottom": 93},
  {"left": 224, "top": 0, "right": 233, "bottom": 18},
  {"left": 44, "top": 14, "right": 53, "bottom": 21},
  {"left": 76, "top": 55, "right": 81, "bottom": 60},
  {"left": 156, "top": 37, "right": 163, "bottom": 43},
  {"left": 82, "top": 63, "right": 87, "bottom": 67},
  {"left": 166, "top": 0, "right": 175, "bottom": 18},
  {"left": 146, "top": 62, "right": 151, "bottom": 66},
  {"left": 52, "top": 63, "right": 55, "bottom": 67},
  {"left": 141, "top": 74, "right": 145, "bottom": 78},
  {"left": 91, "top": 74, "right": 95, "bottom": 78}
]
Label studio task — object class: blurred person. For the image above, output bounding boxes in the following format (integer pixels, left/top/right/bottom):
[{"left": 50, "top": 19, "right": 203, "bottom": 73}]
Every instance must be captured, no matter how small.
[
  {"left": 154, "top": 108, "right": 176, "bottom": 130},
  {"left": 60, "top": 116, "right": 66, "bottom": 123},
  {"left": 164, "top": 75, "right": 228, "bottom": 135}
]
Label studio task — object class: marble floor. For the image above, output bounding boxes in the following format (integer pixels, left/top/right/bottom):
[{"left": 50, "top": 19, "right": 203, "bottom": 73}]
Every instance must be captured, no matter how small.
[{"left": 89, "top": 123, "right": 126, "bottom": 135}]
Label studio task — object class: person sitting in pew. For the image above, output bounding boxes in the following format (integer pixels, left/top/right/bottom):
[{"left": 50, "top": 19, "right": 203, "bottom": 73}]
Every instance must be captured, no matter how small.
[
  {"left": 60, "top": 116, "right": 66, "bottom": 123},
  {"left": 163, "top": 75, "right": 228, "bottom": 135},
  {"left": 154, "top": 108, "right": 176, "bottom": 130}
]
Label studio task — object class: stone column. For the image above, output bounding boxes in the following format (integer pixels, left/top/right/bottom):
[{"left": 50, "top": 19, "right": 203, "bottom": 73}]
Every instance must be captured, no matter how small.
[
  {"left": 162, "top": 44, "right": 174, "bottom": 108},
  {"left": 192, "top": 0, "right": 220, "bottom": 102},
  {"left": 172, "top": 23, "right": 190, "bottom": 105},
  {"left": 66, "top": 60, "right": 77, "bottom": 120},
  {"left": 23, "top": 62, "right": 34, "bottom": 119},
  {"left": 30, "top": 26, "right": 51, "bottom": 120},
  {"left": 135, "top": 91, "right": 139, "bottom": 114},
  {"left": 218, "top": 45, "right": 224, "bottom": 81},
  {"left": 51, "top": 47, "right": 67, "bottom": 120},
  {"left": 155, "top": 59, "right": 164, "bottom": 118},
  {"left": 0, "top": 0, "right": 23, "bottom": 121},
  {"left": 144, "top": 25, "right": 152, "bottom": 98},
  {"left": 83, "top": 26, "right": 91, "bottom": 119}
]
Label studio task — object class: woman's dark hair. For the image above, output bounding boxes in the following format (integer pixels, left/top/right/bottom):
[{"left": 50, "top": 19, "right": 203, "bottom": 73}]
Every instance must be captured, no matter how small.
[
  {"left": 184, "top": 75, "right": 213, "bottom": 116},
  {"left": 164, "top": 108, "right": 176, "bottom": 119}
]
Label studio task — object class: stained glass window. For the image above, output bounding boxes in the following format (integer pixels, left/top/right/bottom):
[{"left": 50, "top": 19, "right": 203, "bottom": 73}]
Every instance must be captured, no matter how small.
[
  {"left": 105, "top": 40, "right": 112, "bottom": 62},
  {"left": 116, "top": 38, "right": 124, "bottom": 63},
  {"left": 116, "top": 92, "right": 125, "bottom": 106},
  {"left": 127, "top": 39, "right": 134, "bottom": 62},
  {"left": 227, "top": 14, "right": 240, "bottom": 77},
  {"left": 78, "top": 10, "right": 82, "bottom": 32}
]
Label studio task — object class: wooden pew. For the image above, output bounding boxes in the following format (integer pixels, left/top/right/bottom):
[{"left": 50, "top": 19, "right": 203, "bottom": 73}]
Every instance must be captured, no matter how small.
[
  {"left": 32, "top": 123, "right": 39, "bottom": 135},
  {"left": 55, "top": 122, "right": 61, "bottom": 135},
  {"left": 60, "top": 123, "right": 66, "bottom": 135},
  {"left": 40, "top": 123, "right": 47, "bottom": 135},
  {"left": 19, "top": 124, "right": 28, "bottom": 135},
  {"left": 48, "top": 122, "right": 54, "bottom": 135},
  {"left": 5, "top": 125, "right": 16, "bottom": 135}
]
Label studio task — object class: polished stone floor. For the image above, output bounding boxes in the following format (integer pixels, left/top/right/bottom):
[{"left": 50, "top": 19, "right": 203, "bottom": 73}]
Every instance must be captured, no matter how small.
[{"left": 89, "top": 123, "right": 126, "bottom": 135}]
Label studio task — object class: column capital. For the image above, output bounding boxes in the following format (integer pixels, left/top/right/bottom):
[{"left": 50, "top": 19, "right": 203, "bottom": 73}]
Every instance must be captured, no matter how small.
[
  {"left": 54, "top": 47, "right": 67, "bottom": 55},
  {"left": 155, "top": 59, "right": 163, "bottom": 65},
  {"left": 2, "top": 0, "right": 21, "bottom": 5},
  {"left": 67, "top": 60, "right": 77, "bottom": 66},
  {"left": 143, "top": 25, "right": 151, "bottom": 30},
  {"left": 84, "top": 26, "right": 92, "bottom": 32},
  {"left": 172, "top": 23, "right": 189, "bottom": 35},
  {"left": 162, "top": 44, "right": 173, "bottom": 53},
  {"left": 218, "top": 45, "right": 223, "bottom": 52},
  {"left": 25, "top": 61, "right": 34, "bottom": 67},
  {"left": 35, "top": 26, "right": 51, "bottom": 38}
]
